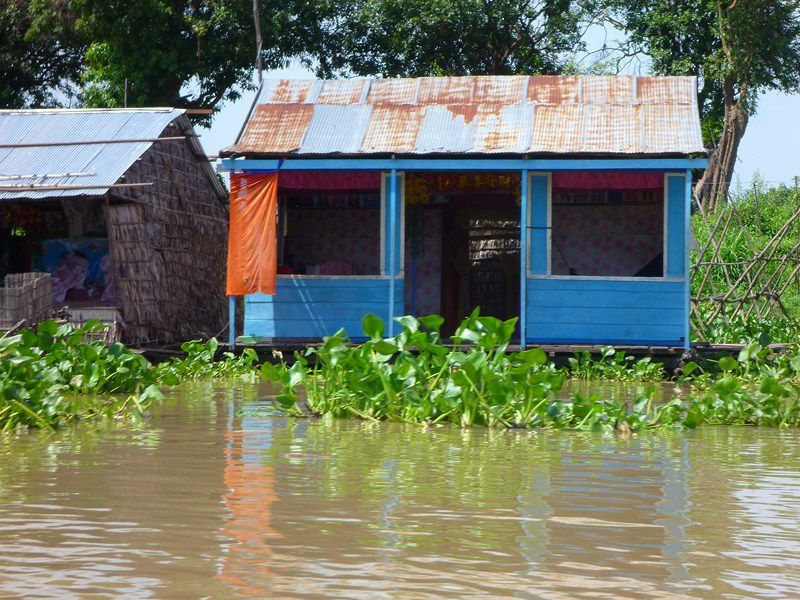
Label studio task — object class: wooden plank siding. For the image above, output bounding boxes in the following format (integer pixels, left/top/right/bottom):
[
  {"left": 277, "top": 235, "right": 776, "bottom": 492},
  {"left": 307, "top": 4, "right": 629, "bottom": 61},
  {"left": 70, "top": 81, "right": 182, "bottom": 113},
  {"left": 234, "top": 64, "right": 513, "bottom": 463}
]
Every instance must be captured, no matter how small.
[
  {"left": 244, "top": 277, "right": 403, "bottom": 340},
  {"left": 523, "top": 171, "right": 688, "bottom": 347},
  {"left": 525, "top": 278, "right": 686, "bottom": 345}
]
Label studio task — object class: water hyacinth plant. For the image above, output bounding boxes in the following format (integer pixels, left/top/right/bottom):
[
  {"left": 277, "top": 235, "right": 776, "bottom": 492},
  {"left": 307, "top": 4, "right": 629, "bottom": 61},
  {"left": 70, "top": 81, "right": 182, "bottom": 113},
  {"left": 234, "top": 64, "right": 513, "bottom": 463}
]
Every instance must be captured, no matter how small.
[
  {"left": 261, "top": 311, "right": 800, "bottom": 433},
  {"left": 0, "top": 320, "right": 162, "bottom": 431}
]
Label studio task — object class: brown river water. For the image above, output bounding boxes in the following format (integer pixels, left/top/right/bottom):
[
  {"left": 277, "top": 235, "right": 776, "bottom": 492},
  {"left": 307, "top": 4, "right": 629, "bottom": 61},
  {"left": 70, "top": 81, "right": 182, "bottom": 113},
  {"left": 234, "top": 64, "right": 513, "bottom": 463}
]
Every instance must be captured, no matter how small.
[{"left": 2, "top": 381, "right": 800, "bottom": 599}]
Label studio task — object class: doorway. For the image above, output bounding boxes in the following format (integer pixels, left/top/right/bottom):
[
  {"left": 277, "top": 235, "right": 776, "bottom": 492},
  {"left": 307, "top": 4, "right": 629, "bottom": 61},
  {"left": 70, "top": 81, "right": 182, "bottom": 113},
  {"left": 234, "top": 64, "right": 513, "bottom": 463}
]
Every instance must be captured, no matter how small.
[{"left": 403, "top": 173, "right": 520, "bottom": 337}]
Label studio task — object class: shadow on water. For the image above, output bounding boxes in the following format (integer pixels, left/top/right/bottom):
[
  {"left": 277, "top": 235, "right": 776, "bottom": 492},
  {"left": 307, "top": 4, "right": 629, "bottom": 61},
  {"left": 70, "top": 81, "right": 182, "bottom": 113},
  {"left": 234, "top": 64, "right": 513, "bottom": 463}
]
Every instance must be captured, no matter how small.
[{"left": 1, "top": 380, "right": 799, "bottom": 598}]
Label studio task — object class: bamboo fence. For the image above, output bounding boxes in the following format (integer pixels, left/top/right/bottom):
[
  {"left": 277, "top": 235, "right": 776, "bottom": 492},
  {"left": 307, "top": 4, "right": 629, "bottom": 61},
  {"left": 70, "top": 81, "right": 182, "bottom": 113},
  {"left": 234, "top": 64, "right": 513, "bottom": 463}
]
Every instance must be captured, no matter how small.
[
  {"left": 0, "top": 272, "right": 52, "bottom": 331},
  {"left": 690, "top": 196, "right": 800, "bottom": 341}
]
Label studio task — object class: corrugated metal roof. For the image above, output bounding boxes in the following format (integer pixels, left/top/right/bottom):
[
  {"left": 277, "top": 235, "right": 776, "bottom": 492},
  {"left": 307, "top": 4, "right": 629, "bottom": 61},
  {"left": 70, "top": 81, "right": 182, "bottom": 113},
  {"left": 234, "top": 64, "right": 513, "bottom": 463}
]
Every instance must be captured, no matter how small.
[
  {"left": 225, "top": 75, "right": 705, "bottom": 157},
  {"left": 0, "top": 108, "right": 184, "bottom": 200}
]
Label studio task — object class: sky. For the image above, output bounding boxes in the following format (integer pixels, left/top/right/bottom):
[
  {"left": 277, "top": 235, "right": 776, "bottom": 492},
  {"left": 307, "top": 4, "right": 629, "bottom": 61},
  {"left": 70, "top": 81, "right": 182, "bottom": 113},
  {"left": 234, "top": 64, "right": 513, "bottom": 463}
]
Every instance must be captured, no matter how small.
[{"left": 198, "top": 63, "right": 800, "bottom": 190}]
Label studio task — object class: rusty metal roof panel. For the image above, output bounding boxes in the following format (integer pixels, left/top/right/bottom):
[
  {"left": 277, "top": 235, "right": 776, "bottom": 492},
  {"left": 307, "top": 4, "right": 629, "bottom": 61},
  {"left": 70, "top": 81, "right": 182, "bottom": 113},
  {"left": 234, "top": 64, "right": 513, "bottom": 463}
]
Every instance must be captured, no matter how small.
[
  {"left": 418, "top": 77, "right": 476, "bottom": 104},
  {"left": 316, "top": 79, "right": 368, "bottom": 105},
  {"left": 415, "top": 105, "right": 475, "bottom": 153},
  {"left": 258, "top": 79, "right": 319, "bottom": 104},
  {"left": 367, "top": 78, "right": 418, "bottom": 105},
  {"left": 235, "top": 104, "right": 314, "bottom": 153},
  {"left": 637, "top": 76, "right": 695, "bottom": 105},
  {"left": 298, "top": 105, "right": 372, "bottom": 154},
  {"left": 639, "top": 103, "right": 704, "bottom": 154},
  {"left": 0, "top": 108, "right": 184, "bottom": 199},
  {"left": 231, "top": 75, "right": 705, "bottom": 156},
  {"left": 360, "top": 106, "right": 425, "bottom": 153},
  {"left": 473, "top": 104, "right": 533, "bottom": 153},
  {"left": 474, "top": 76, "right": 528, "bottom": 104},
  {"left": 581, "top": 76, "right": 636, "bottom": 105},
  {"left": 527, "top": 75, "right": 580, "bottom": 104},
  {"left": 530, "top": 105, "right": 584, "bottom": 153}
]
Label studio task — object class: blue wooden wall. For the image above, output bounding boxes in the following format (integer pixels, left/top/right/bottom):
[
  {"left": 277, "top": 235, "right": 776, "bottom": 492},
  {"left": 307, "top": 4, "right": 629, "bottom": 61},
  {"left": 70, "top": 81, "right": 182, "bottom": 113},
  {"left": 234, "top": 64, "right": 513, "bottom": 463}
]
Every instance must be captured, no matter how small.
[
  {"left": 525, "top": 278, "right": 686, "bottom": 345},
  {"left": 524, "top": 172, "right": 688, "bottom": 347},
  {"left": 244, "top": 277, "right": 403, "bottom": 340},
  {"left": 240, "top": 169, "right": 690, "bottom": 347}
]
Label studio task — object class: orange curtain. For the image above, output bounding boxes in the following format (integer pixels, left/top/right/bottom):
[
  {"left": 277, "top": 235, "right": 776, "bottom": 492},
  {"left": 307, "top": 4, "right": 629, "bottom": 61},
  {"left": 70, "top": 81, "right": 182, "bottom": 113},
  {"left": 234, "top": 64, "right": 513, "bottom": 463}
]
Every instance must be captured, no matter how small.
[{"left": 226, "top": 172, "right": 278, "bottom": 296}]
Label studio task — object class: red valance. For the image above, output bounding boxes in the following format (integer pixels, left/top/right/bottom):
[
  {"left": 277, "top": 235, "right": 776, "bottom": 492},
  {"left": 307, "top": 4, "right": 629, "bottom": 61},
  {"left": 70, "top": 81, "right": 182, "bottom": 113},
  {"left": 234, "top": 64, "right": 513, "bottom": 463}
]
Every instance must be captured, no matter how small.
[{"left": 552, "top": 172, "right": 664, "bottom": 190}]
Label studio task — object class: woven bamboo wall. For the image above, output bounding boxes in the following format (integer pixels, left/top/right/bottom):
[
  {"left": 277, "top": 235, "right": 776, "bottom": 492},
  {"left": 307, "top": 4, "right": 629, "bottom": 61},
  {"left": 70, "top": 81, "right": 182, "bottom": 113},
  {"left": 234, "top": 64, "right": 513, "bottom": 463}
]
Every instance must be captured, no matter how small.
[{"left": 107, "top": 117, "right": 228, "bottom": 344}]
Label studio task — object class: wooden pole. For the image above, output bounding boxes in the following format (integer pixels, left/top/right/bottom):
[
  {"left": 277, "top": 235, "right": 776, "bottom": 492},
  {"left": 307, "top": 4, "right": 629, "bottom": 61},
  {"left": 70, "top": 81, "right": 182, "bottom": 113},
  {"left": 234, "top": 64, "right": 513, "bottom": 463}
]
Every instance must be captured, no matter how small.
[
  {"left": 228, "top": 296, "right": 236, "bottom": 347},
  {"left": 519, "top": 169, "right": 528, "bottom": 349},
  {"left": 0, "top": 136, "right": 190, "bottom": 149},
  {"left": 0, "top": 182, "right": 152, "bottom": 191},
  {"left": 388, "top": 168, "right": 398, "bottom": 337}
]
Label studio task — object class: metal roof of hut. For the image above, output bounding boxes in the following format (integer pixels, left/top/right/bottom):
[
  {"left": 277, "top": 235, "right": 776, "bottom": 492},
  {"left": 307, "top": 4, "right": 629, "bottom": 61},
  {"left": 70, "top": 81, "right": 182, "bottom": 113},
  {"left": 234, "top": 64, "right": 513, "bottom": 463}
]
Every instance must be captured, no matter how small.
[
  {"left": 0, "top": 108, "right": 225, "bottom": 200},
  {"left": 223, "top": 75, "right": 705, "bottom": 158}
]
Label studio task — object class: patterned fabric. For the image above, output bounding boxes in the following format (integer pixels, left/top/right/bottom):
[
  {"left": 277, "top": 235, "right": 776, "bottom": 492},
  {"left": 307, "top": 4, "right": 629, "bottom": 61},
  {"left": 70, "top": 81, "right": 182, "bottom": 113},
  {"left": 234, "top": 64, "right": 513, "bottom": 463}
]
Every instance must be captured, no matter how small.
[
  {"left": 404, "top": 209, "right": 443, "bottom": 315},
  {"left": 286, "top": 208, "right": 380, "bottom": 275},
  {"left": 551, "top": 203, "right": 663, "bottom": 276}
]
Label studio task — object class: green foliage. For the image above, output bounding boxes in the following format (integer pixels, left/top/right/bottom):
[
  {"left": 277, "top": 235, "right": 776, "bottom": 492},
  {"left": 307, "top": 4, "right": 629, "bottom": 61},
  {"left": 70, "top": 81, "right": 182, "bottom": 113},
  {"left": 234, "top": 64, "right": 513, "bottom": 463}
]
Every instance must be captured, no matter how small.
[
  {"left": 303, "top": 0, "right": 587, "bottom": 77},
  {"left": 0, "top": 0, "right": 83, "bottom": 108},
  {"left": 0, "top": 320, "right": 160, "bottom": 432},
  {"left": 0, "top": 322, "right": 262, "bottom": 432},
  {"left": 261, "top": 312, "right": 800, "bottom": 433},
  {"left": 155, "top": 339, "right": 260, "bottom": 382},
  {"left": 0, "top": 0, "right": 309, "bottom": 114},
  {"left": 73, "top": 0, "right": 293, "bottom": 112},
  {"left": 567, "top": 346, "right": 663, "bottom": 381}
]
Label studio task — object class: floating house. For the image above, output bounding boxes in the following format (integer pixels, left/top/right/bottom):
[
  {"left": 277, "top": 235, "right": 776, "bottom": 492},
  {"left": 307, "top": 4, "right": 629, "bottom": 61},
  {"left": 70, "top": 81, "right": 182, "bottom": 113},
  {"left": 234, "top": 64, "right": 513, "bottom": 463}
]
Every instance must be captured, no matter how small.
[
  {"left": 221, "top": 76, "right": 706, "bottom": 349},
  {"left": 0, "top": 108, "right": 228, "bottom": 343}
]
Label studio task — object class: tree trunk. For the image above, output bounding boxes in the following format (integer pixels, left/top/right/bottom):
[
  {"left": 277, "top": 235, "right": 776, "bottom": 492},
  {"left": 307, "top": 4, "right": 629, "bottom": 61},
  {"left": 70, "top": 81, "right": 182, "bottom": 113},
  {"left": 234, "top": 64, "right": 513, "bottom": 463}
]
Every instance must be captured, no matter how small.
[{"left": 694, "top": 83, "right": 749, "bottom": 212}]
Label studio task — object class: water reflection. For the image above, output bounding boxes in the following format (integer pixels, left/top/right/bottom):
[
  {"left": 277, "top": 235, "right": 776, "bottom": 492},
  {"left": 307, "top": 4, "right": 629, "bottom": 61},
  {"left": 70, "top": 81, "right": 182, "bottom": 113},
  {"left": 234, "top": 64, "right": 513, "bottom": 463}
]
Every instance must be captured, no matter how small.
[{"left": 0, "top": 382, "right": 799, "bottom": 598}]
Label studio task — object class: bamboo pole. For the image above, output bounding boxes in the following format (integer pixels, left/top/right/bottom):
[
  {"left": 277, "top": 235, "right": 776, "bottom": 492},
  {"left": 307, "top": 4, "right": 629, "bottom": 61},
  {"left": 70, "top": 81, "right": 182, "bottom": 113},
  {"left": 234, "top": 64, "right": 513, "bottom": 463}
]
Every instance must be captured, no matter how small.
[{"left": 0, "top": 136, "right": 190, "bottom": 149}]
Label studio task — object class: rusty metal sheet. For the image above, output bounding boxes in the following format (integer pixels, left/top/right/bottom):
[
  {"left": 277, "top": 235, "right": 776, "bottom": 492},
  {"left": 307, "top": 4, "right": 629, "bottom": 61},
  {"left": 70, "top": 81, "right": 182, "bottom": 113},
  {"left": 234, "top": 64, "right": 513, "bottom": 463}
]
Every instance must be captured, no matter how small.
[
  {"left": 530, "top": 105, "right": 584, "bottom": 153},
  {"left": 638, "top": 104, "right": 704, "bottom": 153},
  {"left": 360, "top": 106, "right": 425, "bottom": 153},
  {"left": 582, "top": 105, "right": 637, "bottom": 153},
  {"left": 415, "top": 105, "right": 474, "bottom": 153},
  {"left": 527, "top": 75, "right": 580, "bottom": 105},
  {"left": 316, "top": 79, "right": 367, "bottom": 104},
  {"left": 298, "top": 105, "right": 372, "bottom": 154},
  {"left": 235, "top": 104, "right": 314, "bottom": 153},
  {"left": 581, "top": 76, "right": 635, "bottom": 105},
  {"left": 474, "top": 76, "right": 528, "bottom": 104},
  {"left": 472, "top": 104, "right": 533, "bottom": 153},
  {"left": 367, "top": 79, "right": 418, "bottom": 105},
  {"left": 231, "top": 75, "right": 705, "bottom": 156},
  {"left": 417, "top": 77, "right": 476, "bottom": 104},
  {"left": 262, "top": 79, "right": 316, "bottom": 104},
  {"left": 637, "top": 76, "right": 695, "bottom": 105}
]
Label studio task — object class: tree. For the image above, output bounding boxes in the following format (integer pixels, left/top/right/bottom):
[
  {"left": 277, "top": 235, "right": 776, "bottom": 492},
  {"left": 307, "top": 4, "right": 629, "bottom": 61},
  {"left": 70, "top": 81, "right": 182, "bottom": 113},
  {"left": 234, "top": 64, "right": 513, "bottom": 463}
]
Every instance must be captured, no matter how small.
[
  {"left": 297, "top": 0, "right": 587, "bottom": 78},
  {"left": 600, "top": 0, "right": 800, "bottom": 210},
  {"left": 0, "top": 0, "right": 83, "bottom": 108},
  {"left": 72, "top": 0, "right": 294, "bottom": 114}
]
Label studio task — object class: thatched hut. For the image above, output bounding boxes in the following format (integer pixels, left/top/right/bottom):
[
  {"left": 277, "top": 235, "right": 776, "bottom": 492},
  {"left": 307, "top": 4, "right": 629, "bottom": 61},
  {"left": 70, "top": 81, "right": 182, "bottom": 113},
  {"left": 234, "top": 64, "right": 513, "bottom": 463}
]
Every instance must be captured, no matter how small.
[{"left": 0, "top": 108, "right": 228, "bottom": 344}]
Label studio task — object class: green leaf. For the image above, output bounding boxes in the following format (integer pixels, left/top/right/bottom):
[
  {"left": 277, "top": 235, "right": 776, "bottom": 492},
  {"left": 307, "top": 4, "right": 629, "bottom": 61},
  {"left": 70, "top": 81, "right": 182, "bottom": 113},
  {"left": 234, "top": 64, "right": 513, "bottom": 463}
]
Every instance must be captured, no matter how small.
[
  {"left": 418, "top": 314, "right": 444, "bottom": 332},
  {"left": 394, "top": 315, "right": 419, "bottom": 334},
  {"left": 361, "top": 313, "right": 385, "bottom": 340},
  {"left": 718, "top": 356, "right": 739, "bottom": 372}
]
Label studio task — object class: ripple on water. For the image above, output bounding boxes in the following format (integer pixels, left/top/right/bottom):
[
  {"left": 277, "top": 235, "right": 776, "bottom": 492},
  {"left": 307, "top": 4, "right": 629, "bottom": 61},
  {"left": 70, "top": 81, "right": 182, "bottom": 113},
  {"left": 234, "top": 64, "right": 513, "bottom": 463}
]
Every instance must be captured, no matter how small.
[{"left": 0, "top": 382, "right": 799, "bottom": 598}]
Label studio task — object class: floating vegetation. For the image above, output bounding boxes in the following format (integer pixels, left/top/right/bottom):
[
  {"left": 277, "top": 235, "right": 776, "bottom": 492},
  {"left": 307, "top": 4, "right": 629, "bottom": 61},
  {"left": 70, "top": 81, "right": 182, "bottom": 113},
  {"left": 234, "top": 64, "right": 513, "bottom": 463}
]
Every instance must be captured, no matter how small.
[
  {"left": 0, "top": 321, "right": 260, "bottom": 432},
  {"left": 262, "top": 311, "right": 800, "bottom": 433},
  {"left": 0, "top": 320, "right": 161, "bottom": 432}
]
